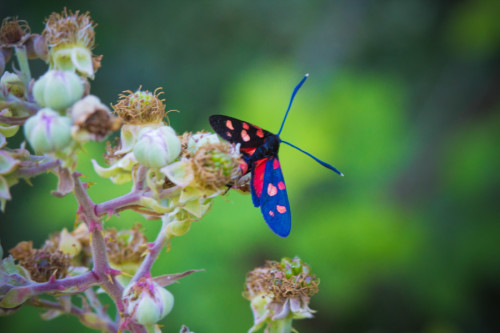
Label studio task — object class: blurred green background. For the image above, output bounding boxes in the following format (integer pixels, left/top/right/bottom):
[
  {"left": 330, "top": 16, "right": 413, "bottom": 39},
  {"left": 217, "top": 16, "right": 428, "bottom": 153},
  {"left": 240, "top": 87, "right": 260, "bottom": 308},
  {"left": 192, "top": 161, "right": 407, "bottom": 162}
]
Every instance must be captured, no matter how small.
[{"left": 1, "top": 0, "right": 500, "bottom": 332}]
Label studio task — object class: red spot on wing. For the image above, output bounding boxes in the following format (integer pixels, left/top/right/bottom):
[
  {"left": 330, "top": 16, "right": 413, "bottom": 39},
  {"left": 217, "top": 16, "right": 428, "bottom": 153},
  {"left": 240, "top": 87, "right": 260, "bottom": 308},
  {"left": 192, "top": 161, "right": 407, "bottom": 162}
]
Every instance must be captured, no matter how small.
[
  {"left": 226, "top": 120, "right": 234, "bottom": 130},
  {"left": 278, "top": 181, "right": 285, "bottom": 190},
  {"left": 267, "top": 183, "right": 278, "bottom": 196},
  {"left": 226, "top": 131, "right": 232, "bottom": 137},
  {"left": 241, "top": 130, "right": 250, "bottom": 142},
  {"left": 253, "top": 159, "right": 267, "bottom": 198},
  {"left": 242, "top": 122, "right": 249, "bottom": 130},
  {"left": 273, "top": 159, "right": 280, "bottom": 169},
  {"left": 276, "top": 205, "right": 287, "bottom": 214},
  {"left": 241, "top": 147, "right": 256, "bottom": 156},
  {"left": 256, "top": 129, "right": 264, "bottom": 138},
  {"left": 269, "top": 210, "right": 275, "bottom": 217}
]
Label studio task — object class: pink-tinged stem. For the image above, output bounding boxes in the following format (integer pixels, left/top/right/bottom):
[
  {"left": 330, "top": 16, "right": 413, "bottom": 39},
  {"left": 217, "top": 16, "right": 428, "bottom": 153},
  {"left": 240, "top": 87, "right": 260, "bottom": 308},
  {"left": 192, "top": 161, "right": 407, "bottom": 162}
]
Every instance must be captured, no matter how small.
[
  {"left": 72, "top": 175, "right": 124, "bottom": 310},
  {"left": 72, "top": 173, "right": 147, "bottom": 333},
  {"left": 16, "top": 159, "right": 60, "bottom": 177},
  {"left": 94, "top": 190, "right": 143, "bottom": 217},
  {"left": 28, "top": 298, "right": 119, "bottom": 333},
  {"left": 0, "top": 115, "right": 30, "bottom": 125},
  {"left": 30, "top": 271, "right": 98, "bottom": 294},
  {"left": 129, "top": 217, "right": 169, "bottom": 286}
]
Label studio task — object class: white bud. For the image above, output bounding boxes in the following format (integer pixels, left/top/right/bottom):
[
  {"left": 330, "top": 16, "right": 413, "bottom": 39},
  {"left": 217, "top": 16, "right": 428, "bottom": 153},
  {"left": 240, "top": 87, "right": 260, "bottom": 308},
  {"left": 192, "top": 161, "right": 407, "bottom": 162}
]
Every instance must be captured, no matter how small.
[
  {"left": 24, "top": 108, "right": 72, "bottom": 154},
  {"left": 133, "top": 126, "right": 181, "bottom": 168},
  {"left": 33, "top": 70, "right": 84, "bottom": 111}
]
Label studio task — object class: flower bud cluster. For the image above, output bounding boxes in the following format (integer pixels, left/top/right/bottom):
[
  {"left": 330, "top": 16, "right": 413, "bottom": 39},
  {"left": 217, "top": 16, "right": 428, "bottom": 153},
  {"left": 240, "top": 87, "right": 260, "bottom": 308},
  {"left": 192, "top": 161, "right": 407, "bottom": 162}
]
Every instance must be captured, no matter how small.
[{"left": 244, "top": 257, "right": 319, "bottom": 332}]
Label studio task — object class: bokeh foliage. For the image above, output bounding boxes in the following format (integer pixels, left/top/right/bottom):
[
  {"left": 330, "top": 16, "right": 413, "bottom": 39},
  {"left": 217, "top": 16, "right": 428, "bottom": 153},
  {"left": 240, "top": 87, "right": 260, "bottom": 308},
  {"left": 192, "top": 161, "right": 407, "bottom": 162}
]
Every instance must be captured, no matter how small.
[{"left": 1, "top": 0, "right": 499, "bottom": 332}]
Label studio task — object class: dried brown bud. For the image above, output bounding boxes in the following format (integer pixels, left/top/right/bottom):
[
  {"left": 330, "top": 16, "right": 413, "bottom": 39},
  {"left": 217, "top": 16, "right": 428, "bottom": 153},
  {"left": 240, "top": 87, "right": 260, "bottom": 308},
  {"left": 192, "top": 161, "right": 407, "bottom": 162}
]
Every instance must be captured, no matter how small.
[{"left": 71, "top": 95, "right": 121, "bottom": 142}]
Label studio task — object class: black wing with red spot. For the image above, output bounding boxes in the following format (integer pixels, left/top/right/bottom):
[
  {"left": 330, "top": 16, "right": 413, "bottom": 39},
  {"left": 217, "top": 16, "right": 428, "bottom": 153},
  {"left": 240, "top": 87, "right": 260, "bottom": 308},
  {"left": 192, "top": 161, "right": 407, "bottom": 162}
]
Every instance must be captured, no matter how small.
[
  {"left": 250, "top": 157, "right": 291, "bottom": 237},
  {"left": 209, "top": 115, "right": 273, "bottom": 148}
]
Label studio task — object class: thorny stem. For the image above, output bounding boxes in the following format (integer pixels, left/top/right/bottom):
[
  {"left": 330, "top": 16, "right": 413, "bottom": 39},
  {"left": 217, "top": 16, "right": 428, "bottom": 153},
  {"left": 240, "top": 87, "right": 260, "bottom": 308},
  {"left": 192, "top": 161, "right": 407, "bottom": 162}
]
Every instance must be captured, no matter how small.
[
  {"left": 94, "top": 190, "right": 144, "bottom": 217},
  {"left": 129, "top": 216, "right": 170, "bottom": 286},
  {"left": 29, "top": 271, "right": 98, "bottom": 295},
  {"left": 73, "top": 174, "right": 121, "bottom": 298},
  {"left": 72, "top": 173, "right": 147, "bottom": 333},
  {"left": 28, "top": 298, "right": 119, "bottom": 333}
]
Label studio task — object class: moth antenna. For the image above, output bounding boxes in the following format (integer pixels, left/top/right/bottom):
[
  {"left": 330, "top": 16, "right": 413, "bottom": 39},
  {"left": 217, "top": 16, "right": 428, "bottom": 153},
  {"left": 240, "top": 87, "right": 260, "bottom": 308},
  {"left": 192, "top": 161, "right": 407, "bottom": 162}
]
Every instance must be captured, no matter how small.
[
  {"left": 277, "top": 73, "right": 309, "bottom": 136},
  {"left": 280, "top": 140, "right": 344, "bottom": 176}
]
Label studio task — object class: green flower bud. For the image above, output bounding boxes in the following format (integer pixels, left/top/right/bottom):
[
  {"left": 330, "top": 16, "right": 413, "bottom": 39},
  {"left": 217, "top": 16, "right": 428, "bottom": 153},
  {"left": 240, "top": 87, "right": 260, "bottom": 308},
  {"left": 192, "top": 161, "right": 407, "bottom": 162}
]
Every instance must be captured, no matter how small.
[
  {"left": 1, "top": 72, "right": 25, "bottom": 98},
  {"left": 24, "top": 108, "right": 72, "bottom": 154},
  {"left": 123, "top": 277, "right": 174, "bottom": 326},
  {"left": 133, "top": 126, "right": 181, "bottom": 169},
  {"left": 33, "top": 70, "right": 84, "bottom": 111}
]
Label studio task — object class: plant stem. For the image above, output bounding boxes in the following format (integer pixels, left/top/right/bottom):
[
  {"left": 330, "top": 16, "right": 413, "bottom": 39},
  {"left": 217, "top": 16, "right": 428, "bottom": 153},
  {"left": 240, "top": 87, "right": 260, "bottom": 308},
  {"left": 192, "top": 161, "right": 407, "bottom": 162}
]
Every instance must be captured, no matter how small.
[
  {"left": 129, "top": 216, "right": 170, "bottom": 286},
  {"left": 30, "top": 271, "right": 98, "bottom": 294},
  {"left": 94, "top": 190, "right": 143, "bottom": 217},
  {"left": 28, "top": 298, "right": 119, "bottom": 333},
  {"left": 73, "top": 173, "right": 148, "bottom": 333},
  {"left": 16, "top": 158, "right": 59, "bottom": 177},
  {"left": 14, "top": 45, "right": 32, "bottom": 92},
  {"left": 72, "top": 175, "right": 123, "bottom": 310},
  {"left": 268, "top": 316, "right": 293, "bottom": 333}
]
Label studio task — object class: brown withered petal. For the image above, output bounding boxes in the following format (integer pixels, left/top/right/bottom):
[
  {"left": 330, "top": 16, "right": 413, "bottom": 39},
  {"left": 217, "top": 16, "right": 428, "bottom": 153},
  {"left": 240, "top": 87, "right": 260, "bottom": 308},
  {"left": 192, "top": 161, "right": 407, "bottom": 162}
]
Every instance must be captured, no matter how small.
[
  {"left": 9, "top": 241, "right": 34, "bottom": 260},
  {"left": 72, "top": 95, "right": 122, "bottom": 141},
  {"left": 92, "top": 54, "right": 103, "bottom": 73}
]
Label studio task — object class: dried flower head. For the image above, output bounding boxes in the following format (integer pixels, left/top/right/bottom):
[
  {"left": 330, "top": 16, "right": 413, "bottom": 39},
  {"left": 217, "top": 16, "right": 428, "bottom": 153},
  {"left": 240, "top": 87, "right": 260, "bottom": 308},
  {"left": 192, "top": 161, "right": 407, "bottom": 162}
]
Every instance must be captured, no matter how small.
[
  {"left": 42, "top": 224, "right": 91, "bottom": 267},
  {"left": 9, "top": 241, "right": 70, "bottom": 282},
  {"left": 244, "top": 257, "right": 319, "bottom": 332},
  {"left": 245, "top": 257, "right": 319, "bottom": 303},
  {"left": 113, "top": 88, "right": 167, "bottom": 125},
  {"left": 0, "top": 17, "right": 30, "bottom": 46},
  {"left": 43, "top": 9, "right": 95, "bottom": 49},
  {"left": 105, "top": 224, "right": 148, "bottom": 267},
  {"left": 191, "top": 141, "right": 241, "bottom": 191}
]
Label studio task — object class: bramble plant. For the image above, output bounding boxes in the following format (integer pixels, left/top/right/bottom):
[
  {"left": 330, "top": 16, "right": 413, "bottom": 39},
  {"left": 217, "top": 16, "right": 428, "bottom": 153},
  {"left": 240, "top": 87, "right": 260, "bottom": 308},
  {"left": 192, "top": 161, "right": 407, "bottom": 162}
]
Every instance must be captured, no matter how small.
[{"left": 0, "top": 10, "right": 319, "bottom": 333}]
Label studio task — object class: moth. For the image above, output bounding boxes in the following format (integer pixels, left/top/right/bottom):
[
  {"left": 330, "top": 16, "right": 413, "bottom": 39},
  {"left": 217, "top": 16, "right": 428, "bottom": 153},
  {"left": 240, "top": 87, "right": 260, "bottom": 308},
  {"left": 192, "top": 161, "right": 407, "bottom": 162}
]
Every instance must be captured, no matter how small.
[{"left": 209, "top": 74, "right": 343, "bottom": 237}]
